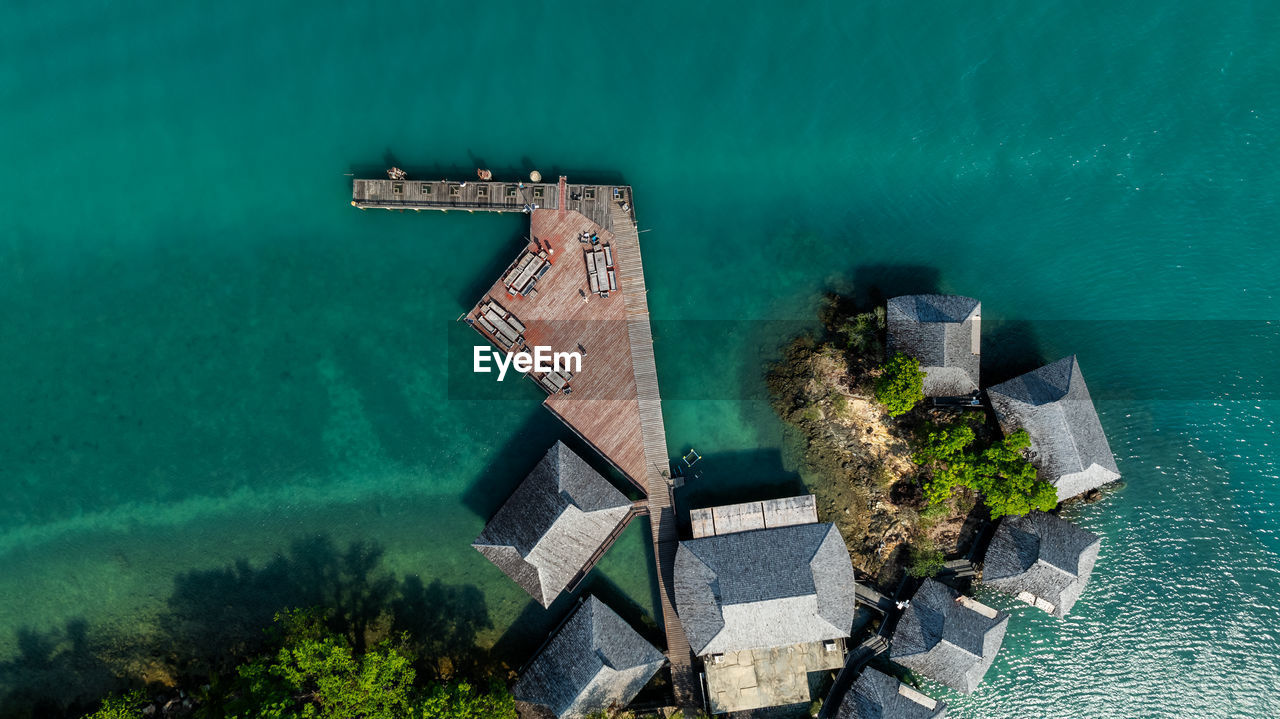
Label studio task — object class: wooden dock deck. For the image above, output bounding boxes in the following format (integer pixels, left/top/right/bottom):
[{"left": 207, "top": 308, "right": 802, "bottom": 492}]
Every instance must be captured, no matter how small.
[
  {"left": 351, "top": 177, "right": 634, "bottom": 232},
  {"left": 352, "top": 175, "right": 698, "bottom": 709},
  {"left": 609, "top": 202, "right": 698, "bottom": 706}
]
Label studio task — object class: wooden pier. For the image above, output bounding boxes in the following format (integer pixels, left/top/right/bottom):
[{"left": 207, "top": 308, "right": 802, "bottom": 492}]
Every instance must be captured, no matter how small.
[
  {"left": 352, "top": 174, "right": 698, "bottom": 708},
  {"left": 351, "top": 177, "right": 634, "bottom": 232},
  {"left": 609, "top": 201, "right": 699, "bottom": 705}
]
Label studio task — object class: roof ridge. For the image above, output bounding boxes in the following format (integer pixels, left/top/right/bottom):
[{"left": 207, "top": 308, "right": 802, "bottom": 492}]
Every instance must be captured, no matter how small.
[
  {"left": 938, "top": 637, "right": 981, "bottom": 660},
  {"left": 1035, "top": 557, "right": 1079, "bottom": 579},
  {"left": 805, "top": 524, "right": 836, "bottom": 564},
  {"left": 1048, "top": 401, "right": 1088, "bottom": 474}
]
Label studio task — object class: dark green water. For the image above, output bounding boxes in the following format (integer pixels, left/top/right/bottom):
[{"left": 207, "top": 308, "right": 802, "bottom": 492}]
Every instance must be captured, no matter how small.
[{"left": 3, "top": 1, "right": 1280, "bottom": 716}]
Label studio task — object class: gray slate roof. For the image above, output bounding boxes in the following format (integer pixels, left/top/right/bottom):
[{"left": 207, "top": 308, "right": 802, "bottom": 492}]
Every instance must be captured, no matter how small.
[
  {"left": 986, "top": 355, "right": 1120, "bottom": 502},
  {"left": 473, "top": 441, "right": 632, "bottom": 607},
  {"left": 673, "top": 523, "right": 857, "bottom": 656},
  {"left": 836, "top": 667, "right": 948, "bottom": 719},
  {"left": 890, "top": 579, "right": 1009, "bottom": 694},
  {"left": 982, "top": 511, "right": 1101, "bottom": 618},
  {"left": 514, "top": 595, "right": 666, "bottom": 719},
  {"left": 886, "top": 295, "right": 981, "bottom": 397}
]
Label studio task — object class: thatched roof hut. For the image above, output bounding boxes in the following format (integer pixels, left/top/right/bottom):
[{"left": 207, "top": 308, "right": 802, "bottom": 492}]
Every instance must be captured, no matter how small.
[
  {"left": 514, "top": 596, "right": 666, "bottom": 719},
  {"left": 890, "top": 579, "right": 1009, "bottom": 694},
  {"left": 982, "top": 511, "right": 1101, "bottom": 617},
  {"left": 673, "top": 523, "right": 857, "bottom": 656},
  {"left": 986, "top": 355, "right": 1120, "bottom": 502},
  {"left": 835, "top": 667, "right": 948, "bottom": 719},
  {"left": 473, "top": 441, "right": 632, "bottom": 607},
  {"left": 886, "top": 295, "right": 981, "bottom": 397}
]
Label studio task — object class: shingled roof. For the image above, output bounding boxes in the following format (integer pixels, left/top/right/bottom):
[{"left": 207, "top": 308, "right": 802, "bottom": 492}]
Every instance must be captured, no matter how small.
[
  {"left": 982, "top": 511, "right": 1101, "bottom": 618},
  {"left": 673, "top": 523, "right": 857, "bottom": 656},
  {"left": 514, "top": 596, "right": 666, "bottom": 719},
  {"left": 986, "top": 355, "right": 1120, "bottom": 502},
  {"left": 836, "top": 667, "right": 948, "bottom": 719},
  {"left": 890, "top": 579, "right": 1009, "bottom": 694},
  {"left": 473, "top": 441, "right": 632, "bottom": 607},
  {"left": 886, "top": 295, "right": 981, "bottom": 397}
]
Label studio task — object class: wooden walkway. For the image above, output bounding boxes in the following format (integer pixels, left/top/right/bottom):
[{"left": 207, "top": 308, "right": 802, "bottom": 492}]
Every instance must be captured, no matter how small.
[
  {"left": 351, "top": 177, "right": 633, "bottom": 231},
  {"left": 609, "top": 202, "right": 698, "bottom": 707}
]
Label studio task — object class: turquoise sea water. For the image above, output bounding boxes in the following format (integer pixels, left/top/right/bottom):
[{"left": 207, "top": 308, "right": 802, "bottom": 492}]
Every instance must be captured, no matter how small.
[{"left": 3, "top": 1, "right": 1280, "bottom": 716}]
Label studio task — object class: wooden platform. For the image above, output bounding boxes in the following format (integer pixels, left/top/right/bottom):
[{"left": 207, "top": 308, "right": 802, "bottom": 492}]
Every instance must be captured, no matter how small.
[
  {"left": 352, "top": 175, "right": 698, "bottom": 709},
  {"left": 352, "top": 176, "right": 633, "bottom": 232},
  {"left": 464, "top": 208, "right": 648, "bottom": 488},
  {"left": 689, "top": 495, "right": 819, "bottom": 538}
]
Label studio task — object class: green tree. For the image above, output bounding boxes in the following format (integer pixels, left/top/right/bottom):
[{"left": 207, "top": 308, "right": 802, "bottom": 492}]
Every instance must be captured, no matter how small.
[
  {"left": 913, "top": 423, "right": 1057, "bottom": 519},
  {"left": 227, "top": 610, "right": 415, "bottom": 719},
  {"left": 973, "top": 430, "right": 1058, "bottom": 518},
  {"left": 837, "top": 307, "right": 886, "bottom": 356},
  {"left": 913, "top": 421, "right": 979, "bottom": 504},
  {"left": 874, "top": 353, "right": 925, "bottom": 417},
  {"left": 84, "top": 691, "right": 146, "bottom": 719},
  {"left": 419, "top": 681, "right": 516, "bottom": 719}
]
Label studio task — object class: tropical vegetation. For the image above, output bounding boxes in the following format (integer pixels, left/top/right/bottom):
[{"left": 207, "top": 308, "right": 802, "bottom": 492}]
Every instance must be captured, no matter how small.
[
  {"left": 873, "top": 353, "right": 925, "bottom": 417},
  {"left": 913, "top": 420, "right": 1057, "bottom": 519},
  {"left": 81, "top": 610, "right": 515, "bottom": 719}
]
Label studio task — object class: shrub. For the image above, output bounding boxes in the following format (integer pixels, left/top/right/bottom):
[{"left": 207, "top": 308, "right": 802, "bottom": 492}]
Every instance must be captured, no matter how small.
[
  {"left": 420, "top": 681, "right": 517, "bottom": 719},
  {"left": 795, "top": 405, "right": 823, "bottom": 424},
  {"left": 874, "top": 353, "right": 925, "bottom": 417},
  {"left": 838, "top": 309, "right": 886, "bottom": 356},
  {"left": 907, "top": 542, "right": 946, "bottom": 578},
  {"left": 829, "top": 393, "right": 850, "bottom": 418},
  {"left": 917, "top": 503, "right": 950, "bottom": 532},
  {"left": 84, "top": 692, "right": 146, "bottom": 719}
]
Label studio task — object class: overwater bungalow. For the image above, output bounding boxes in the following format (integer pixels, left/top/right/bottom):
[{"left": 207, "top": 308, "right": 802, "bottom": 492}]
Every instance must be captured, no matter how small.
[
  {"left": 673, "top": 496, "right": 857, "bottom": 714},
  {"left": 982, "top": 510, "right": 1101, "bottom": 617},
  {"left": 472, "top": 441, "right": 635, "bottom": 608},
  {"left": 985, "top": 355, "right": 1120, "bottom": 502},
  {"left": 835, "top": 667, "right": 947, "bottom": 719},
  {"left": 513, "top": 595, "right": 666, "bottom": 719},
  {"left": 890, "top": 579, "right": 1009, "bottom": 694},
  {"left": 886, "top": 295, "right": 981, "bottom": 398}
]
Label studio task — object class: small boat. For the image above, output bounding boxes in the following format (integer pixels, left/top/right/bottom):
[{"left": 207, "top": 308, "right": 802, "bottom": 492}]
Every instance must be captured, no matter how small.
[
  {"left": 476, "top": 168, "right": 492, "bottom": 181},
  {"left": 386, "top": 166, "right": 407, "bottom": 180}
]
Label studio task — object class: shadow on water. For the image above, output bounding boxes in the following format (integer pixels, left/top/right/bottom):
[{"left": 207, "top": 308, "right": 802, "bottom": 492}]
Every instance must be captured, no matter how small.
[
  {"left": 674, "top": 448, "right": 807, "bottom": 536},
  {"left": 461, "top": 409, "right": 644, "bottom": 522},
  {"left": 455, "top": 225, "right": 529, "bottom": 311},
  {"left": 487, "top": 565, "right": 661, "bottom": 676},
  {"left": 981, "top": 319, "right": 1045, "bottom": 385},
  {"left": 850, "top": 265, "right": 942, "bottom": 310},
  {"left": 0, "top": 536, "right": 493, "bottom": 719},
  {"left": 0, "top": 621, "right": 119, "bottom": 719}
]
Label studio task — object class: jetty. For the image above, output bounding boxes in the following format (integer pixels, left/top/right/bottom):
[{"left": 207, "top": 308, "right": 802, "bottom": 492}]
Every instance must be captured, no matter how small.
[
  {"left": 352, "top": 175, "right": 631, "bottom": 232},
  {"left": 352, "top": 174, "right": 699, "bottom": 707}
]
